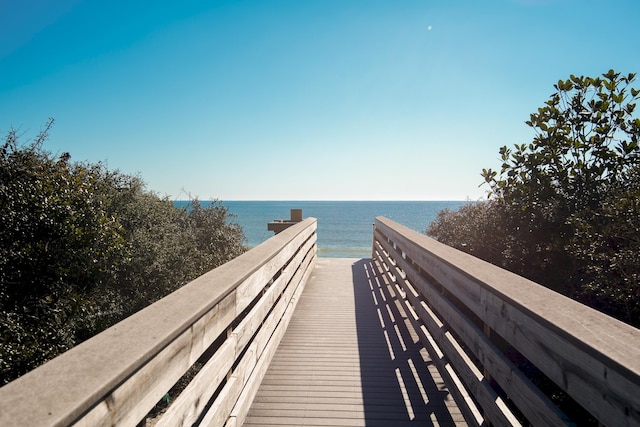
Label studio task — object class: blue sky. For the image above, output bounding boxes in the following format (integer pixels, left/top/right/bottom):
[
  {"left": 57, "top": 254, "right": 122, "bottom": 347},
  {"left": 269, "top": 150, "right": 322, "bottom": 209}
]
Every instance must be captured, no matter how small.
[{"left": 1, "top": 0, "right": 639, "bottom": 200}]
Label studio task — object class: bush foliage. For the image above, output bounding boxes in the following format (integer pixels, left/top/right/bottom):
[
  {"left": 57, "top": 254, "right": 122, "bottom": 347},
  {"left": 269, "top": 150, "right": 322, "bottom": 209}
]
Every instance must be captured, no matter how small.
[
  {"left": 0, "top": 120, "right": 246, "bottom": 384},
  {"left": 428, "top": 70, "right": 640, "bottom": 327}
]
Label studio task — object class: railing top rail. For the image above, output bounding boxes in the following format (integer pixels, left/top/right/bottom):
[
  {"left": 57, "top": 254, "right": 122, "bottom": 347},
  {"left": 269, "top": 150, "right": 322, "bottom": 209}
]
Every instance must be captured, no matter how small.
[
  {"left": 374, "top": 215, "right": 640, "bottom": 381},
  {"left": 0, "top": 218, "right": 317, "bottom": 427}
]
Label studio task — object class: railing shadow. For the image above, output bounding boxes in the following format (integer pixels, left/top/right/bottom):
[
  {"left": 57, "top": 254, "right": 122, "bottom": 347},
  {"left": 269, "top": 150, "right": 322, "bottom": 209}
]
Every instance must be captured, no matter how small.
[{"left": 352, "top": 258, "right": 460, "bottom": 426}]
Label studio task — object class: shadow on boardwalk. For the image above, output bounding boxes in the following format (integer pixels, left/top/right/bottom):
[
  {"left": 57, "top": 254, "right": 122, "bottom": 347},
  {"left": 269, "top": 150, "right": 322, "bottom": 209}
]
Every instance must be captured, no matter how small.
[
  {"left": 353, "top": 259, "right": 462, "bottom": 426},
  {"left": 243, "top": 258, "right": 464, "bottom": 426}
]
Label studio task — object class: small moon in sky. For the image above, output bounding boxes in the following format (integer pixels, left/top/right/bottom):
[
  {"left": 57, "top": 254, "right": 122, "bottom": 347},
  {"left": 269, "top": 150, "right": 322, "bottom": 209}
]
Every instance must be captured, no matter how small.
[{"left": 427, "top": 25, "right": 432, "bottom": 31}]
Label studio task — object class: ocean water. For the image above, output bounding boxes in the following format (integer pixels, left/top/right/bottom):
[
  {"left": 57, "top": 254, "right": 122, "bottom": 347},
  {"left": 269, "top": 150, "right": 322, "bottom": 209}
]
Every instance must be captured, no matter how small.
[{"left": 212, "top": 201, "right": 466, "bottom": 258}]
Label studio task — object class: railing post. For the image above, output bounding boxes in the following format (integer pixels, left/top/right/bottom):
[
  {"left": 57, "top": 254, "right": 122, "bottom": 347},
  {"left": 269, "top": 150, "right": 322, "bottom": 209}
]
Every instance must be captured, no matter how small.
[
  {"left": 371, "top": 223, "right": 376, "bottom": 259},
  {"left": 268, "top": 209, "right": 303, "bottom": 234}
]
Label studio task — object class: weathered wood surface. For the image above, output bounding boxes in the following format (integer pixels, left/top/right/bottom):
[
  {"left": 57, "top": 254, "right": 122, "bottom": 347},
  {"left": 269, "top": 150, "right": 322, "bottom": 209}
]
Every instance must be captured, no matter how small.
[
  {"left": 0, "top": 218, "right": 317, "bottom": 427},
  {"left": 374, "top": 216, "right": 640, "bottom": 427},
  {"left": 243, "top": 257, "right": 465, "bottom": 427}
]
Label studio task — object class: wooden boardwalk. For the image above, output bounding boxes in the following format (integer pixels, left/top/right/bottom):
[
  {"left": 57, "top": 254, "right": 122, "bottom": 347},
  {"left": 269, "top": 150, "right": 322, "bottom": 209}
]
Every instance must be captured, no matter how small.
[{"left": 243, "top": 258, "right": 465, "bottom": 426}]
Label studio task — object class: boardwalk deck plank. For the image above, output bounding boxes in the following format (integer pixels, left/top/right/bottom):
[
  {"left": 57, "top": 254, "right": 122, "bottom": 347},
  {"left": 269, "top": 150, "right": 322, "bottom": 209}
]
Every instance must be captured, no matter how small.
[{"left": 242, "top": 258, "right": 465, "bottom": 426}]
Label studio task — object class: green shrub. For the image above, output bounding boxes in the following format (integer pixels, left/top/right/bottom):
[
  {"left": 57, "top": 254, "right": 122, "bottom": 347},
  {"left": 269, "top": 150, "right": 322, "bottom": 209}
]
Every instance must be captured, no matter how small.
[
  {"left": 0, "top": 120, "right": 246, "bottom": 384},
  {"left": 428, "top": 70, "right": 640, "bottom": 327}
]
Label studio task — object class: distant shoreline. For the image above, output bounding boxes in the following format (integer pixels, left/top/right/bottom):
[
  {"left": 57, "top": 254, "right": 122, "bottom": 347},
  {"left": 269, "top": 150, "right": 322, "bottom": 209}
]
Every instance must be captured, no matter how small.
[{"left": 174, "top": 201, "right": 467, "bottom": 258}]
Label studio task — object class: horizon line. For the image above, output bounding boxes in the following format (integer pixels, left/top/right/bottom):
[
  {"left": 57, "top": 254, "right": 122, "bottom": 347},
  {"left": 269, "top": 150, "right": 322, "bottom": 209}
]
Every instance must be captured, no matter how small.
[{"left": 172, "top": 199, "right": 475, "bottom": 202}]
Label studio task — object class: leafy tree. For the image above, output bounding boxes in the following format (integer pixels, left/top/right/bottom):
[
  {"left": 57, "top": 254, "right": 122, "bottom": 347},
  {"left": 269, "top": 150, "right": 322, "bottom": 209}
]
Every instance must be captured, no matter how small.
[
  {"left": 1, "top": 122, "right": 247, "bottom": 384},
  {"left": 567, "top": 174, "right": 640, "bottom": 323},
  {"left": 427, "top": 201, "right": 509, "bottom": 266},
  {"left": 93, "top": 189, "right": 246, "bottom": 323},
  {"left": 429, "top": 70, "right": 640, "bottom": 326},
  {"left": 1, "top": 120, "right": 127, "bottom": 380},
  {"left": 482, "top": 69, "right": 639, "bottom": 210}
]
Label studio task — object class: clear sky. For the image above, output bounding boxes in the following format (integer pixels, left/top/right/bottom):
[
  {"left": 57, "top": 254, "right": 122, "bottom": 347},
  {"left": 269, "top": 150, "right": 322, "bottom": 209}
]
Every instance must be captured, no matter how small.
[{"left": 1, "top": 0, "right": 639, "bottom": 201}]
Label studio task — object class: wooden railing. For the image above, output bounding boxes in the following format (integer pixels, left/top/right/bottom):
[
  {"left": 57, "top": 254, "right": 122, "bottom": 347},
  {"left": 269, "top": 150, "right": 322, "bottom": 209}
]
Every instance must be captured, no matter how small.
[
  {"left": 373, "top": 216, "right": 640, "bottom": 427},
  {"left": 0, "top": 218, "right": 317, "bottom": 427}
]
